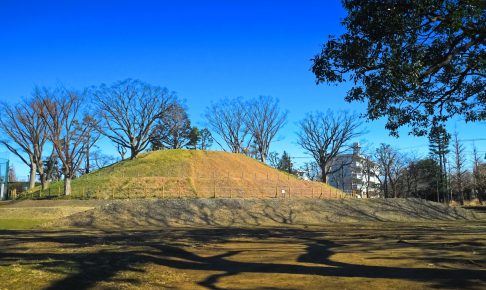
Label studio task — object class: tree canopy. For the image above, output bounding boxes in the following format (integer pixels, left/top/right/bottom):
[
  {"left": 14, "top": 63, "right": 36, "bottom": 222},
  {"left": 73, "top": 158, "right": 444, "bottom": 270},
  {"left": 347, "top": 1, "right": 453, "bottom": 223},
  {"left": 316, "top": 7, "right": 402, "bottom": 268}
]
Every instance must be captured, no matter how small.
[{"left": 312, "top": 0, "right": 485, "bottom": 136}]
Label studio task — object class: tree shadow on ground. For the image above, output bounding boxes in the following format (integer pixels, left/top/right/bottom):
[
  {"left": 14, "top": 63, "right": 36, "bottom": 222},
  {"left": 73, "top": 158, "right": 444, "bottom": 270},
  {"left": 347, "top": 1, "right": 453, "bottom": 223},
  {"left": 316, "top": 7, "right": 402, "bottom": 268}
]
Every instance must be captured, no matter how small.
[{"left": 0, "top": 227, "right": 485, "bottom": 290}]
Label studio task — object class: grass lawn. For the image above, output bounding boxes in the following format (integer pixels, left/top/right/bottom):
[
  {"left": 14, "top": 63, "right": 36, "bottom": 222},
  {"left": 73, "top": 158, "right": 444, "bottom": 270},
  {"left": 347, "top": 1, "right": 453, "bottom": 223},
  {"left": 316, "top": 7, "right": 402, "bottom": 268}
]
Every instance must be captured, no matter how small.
[
  {"left": 0, "top": 222, "right": 485, "bottom": 289},
  {"left": 0, "top": 219, "right": 51, "bottom": 230}
]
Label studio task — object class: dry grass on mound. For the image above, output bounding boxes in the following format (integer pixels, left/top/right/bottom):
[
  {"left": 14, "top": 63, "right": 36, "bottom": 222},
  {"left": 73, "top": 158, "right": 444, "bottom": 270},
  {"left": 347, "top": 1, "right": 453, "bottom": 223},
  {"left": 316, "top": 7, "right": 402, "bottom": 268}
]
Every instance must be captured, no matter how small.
[
  {"left": 51, "top": 198, "right": 481, "bottom": 229},
  {"left": 22, "top": 150, "right": 344, "bottom": 200}
]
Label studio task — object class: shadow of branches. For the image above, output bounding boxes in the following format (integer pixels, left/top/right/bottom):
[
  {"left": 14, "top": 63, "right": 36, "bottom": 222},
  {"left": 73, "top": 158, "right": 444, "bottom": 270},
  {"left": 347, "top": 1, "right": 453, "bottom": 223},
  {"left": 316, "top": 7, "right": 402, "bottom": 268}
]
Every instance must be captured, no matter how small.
[{"left": 0, "top": 225, "right": 485, "bottom": 289}]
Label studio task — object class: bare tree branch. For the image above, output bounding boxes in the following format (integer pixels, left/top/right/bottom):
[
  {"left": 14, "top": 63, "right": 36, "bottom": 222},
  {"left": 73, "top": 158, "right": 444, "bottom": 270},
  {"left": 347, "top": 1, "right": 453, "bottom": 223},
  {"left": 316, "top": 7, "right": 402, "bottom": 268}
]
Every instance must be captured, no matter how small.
[
  {"left": 297, "top": 110, "right": 363, "bottom": 183},
  {"left": 245, "top": 96, "right": 288, "bottom": 163},
  {"left": 93, "top": 79, "right": 174, "bottom": 159},
  {"left": 0, "top": 94, "right": 48, "bottom": 189},
  {"left": 38, "top": 87, "right": 97, "bottom": 195},
  {"left": 205, "top": 98, "right": 250, "bottom": 153}
]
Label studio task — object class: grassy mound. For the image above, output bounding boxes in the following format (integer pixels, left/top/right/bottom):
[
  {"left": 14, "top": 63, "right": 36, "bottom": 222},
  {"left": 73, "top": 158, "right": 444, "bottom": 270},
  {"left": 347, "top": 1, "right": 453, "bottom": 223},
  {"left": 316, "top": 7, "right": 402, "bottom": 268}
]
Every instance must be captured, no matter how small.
[
  {"left": 25, "top": 150, "right": 343, "bottom": 199},
  {"left": 51, "top": 198, "right": 481, "bottom": 229}
]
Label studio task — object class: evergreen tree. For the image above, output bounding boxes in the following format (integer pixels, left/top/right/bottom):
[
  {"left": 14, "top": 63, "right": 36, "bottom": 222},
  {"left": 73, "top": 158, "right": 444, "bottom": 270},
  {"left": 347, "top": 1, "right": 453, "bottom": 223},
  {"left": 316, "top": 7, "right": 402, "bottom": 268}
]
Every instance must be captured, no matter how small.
[
  {"left": 199, "top": 128, "right": 213, "bottom": 150},
  {"left": 277, "top": 151, "right": 294, "bottom": 174},
  {"left": 150, "top": 102, "right": 192, "bottom": 150},
  {"left": 188, "top": 127, "right": 201, "bottom": 150},
  {"left": 428, "top": 125, "right": 450, "bottom": 202}
]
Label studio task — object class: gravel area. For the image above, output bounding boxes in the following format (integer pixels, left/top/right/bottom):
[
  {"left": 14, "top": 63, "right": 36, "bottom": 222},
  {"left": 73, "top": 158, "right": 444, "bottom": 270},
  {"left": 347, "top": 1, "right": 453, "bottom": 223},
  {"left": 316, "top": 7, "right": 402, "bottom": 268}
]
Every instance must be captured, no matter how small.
[{"left": 50, "top": 198, "right": 482, "bottom": 229}]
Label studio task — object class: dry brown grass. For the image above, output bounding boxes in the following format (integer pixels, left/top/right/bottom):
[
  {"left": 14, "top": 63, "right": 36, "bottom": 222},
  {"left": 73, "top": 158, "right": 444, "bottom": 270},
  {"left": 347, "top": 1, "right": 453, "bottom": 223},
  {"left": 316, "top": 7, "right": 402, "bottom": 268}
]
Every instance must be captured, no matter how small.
[
  {"left": 22, "top": 150, "right": 344, "bottom": 199},
  {"left": 0, "top": 223, "right": 484, "bottom": 289}
]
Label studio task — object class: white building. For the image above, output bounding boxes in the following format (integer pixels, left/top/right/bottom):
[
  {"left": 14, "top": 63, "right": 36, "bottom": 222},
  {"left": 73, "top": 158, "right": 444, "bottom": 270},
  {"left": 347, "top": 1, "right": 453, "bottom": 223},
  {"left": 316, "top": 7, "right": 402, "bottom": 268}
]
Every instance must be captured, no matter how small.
[{"left": 328, "top": 143, "right": 380, "bottom": 198}]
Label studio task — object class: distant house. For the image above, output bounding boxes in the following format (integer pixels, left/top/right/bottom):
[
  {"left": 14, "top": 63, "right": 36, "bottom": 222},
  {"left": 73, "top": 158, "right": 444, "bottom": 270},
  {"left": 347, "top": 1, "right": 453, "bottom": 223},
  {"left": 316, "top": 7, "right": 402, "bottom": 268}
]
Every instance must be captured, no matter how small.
[{"left": 328, "top": 143, "right": 380, "bottom": 198}]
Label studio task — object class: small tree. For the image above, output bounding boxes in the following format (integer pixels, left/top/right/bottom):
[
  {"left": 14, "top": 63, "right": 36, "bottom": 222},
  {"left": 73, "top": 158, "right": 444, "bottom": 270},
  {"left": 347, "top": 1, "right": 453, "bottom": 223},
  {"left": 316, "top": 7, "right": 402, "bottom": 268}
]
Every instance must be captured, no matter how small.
[
  {"left": 452, "top": 131, "right": 467, "bottom": 203},
  {"left": 8, "top": 166, "right": 16, "bottom": 183},
  {"left": 199, "top": 128, "right": 213, "bottom": 150},
  {"left": 39, "top": 88, "right": 97, "bottom": 196},
  {"left": 268, "top": 152, "right": 280, "bottom": 168},
  {"left": 300, "top": 162, "right": 321, "bottom": 181},
  {"left": 43, "top": 153, "right": 61, "bottom": 182},
  {"left": 472, "top": 144, "right": 486, "bottom": 202},
  {"left": 188, "top": 127, "right": 201, "bottom": 150},
  {"left": 277, "top": 151, "right": 294, "bottom": 174},
  {"left": 150, "top": 102, "right": 191, "bottom": 149}
]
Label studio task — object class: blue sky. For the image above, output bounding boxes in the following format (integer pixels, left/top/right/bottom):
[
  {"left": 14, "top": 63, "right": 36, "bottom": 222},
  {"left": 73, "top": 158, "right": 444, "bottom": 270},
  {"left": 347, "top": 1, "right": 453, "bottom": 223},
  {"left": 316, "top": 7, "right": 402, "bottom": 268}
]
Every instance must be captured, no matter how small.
[{"left": 1, "top": 1, "right": 485, "bottom": 178}]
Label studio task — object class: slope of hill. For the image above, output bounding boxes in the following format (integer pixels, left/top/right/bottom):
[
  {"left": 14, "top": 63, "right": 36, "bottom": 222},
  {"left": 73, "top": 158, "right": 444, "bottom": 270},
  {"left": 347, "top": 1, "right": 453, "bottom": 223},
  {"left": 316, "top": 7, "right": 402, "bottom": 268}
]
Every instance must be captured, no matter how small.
[
  {"left": 25, "top": 150, "right": 344, "bottom": 199},
  {"left": 51, "top": 198, "right": 481, "bottom": 229}
]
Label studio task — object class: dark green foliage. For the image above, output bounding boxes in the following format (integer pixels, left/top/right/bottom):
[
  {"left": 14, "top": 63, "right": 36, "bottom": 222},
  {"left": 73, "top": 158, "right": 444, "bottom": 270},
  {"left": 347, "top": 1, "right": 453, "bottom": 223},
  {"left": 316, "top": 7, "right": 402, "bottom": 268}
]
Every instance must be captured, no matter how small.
[
  {"left": 428, "top": 125, "right": 450, "bottom": 201},
  {"left": 313, "top": 0, "right": 485, "bottom": 136},
  {"left": 269, "top": 151, "right": 296, "bottom": 175},
  {"left": 188, "top": 127, "right": 201, "bottom": 150},
  {"left": 150, "top": 102, "right": 192, "bottom": 150},
  {"left": 199, "top": 128, "right": 213, "bottom": 150},
  {"left": 413, "top": 158, "right": 442, "bottom": 200},
  {"left": 277, "top": 151, "right": 294, "bottom": 174}
]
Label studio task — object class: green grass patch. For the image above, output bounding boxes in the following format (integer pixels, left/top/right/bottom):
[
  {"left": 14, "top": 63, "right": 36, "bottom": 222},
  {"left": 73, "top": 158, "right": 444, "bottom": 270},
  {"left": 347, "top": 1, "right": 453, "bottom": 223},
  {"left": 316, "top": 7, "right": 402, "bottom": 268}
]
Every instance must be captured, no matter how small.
[{"left": 0, "top": 219, "right": 50, "bottom": 230}]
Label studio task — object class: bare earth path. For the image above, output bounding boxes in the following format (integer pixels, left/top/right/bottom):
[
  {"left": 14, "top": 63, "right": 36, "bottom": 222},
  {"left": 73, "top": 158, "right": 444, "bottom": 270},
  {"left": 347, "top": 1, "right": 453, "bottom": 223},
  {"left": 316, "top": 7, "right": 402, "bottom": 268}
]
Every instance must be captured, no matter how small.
[{"left": 1, "top": 222, "right": 485, "bottom": 289}]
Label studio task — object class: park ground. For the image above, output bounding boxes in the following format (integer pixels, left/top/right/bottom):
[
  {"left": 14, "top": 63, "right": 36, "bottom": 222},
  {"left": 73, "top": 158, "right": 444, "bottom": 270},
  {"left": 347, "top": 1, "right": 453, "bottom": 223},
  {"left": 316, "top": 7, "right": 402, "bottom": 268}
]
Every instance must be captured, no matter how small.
[{"left": 0, "top": 199, "right": 485, "bottom": 289}]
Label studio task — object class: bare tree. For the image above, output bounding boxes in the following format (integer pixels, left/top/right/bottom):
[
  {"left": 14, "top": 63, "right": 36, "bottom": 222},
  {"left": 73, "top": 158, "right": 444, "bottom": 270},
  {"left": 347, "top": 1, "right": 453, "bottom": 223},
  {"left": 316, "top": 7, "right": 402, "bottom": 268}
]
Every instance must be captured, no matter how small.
[
  {"left": 300, "top": 162, "right": 321, "bottom": 181},
  {"left": 87, "top": 149, "right": 115, "bottom": 172},
  {"left": 472, "top": 143, "right": 483, "bottom": 201},
  {"left": 452, "top": 131, "right": 467, "bottom": 204},
  {"left": 82, "top": 116, "right": 101, "bottom": 174},
  {"left": 117, "top": 144, "right": 127, "bottom": 161},
  {"left": 93, "top": 79, "right": 174, "bottom": 159},
  {"left": 8, "top": 166, "right": 16, "bottom": 183},
  {"left": 374, "top": 144, "right": 406, "bottom": 198},
  {"left": 205, "top": 98, "right": 250, "bottom": 153},
  {"left": 39, "top": 88, "right": 97, "bottom": 196},
  {"left": 0, "top": 95, "right": 48, "bottom": 189},
  {"left": 245, "top": 96, "right": 287, "bottom": 163},
  {"left": 358, "top": 149, "right": 380, "bottom": 198},
  {"left": 297, "top": 110, "right": 362, "bottom": 183}
]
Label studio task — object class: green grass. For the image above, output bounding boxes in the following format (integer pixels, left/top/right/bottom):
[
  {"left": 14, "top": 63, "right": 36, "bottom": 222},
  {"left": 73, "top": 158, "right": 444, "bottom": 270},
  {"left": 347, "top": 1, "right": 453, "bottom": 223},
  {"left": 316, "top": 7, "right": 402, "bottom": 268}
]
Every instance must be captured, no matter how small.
[{"left": 0, "top": 219, "right": 50, "bottom": 230}]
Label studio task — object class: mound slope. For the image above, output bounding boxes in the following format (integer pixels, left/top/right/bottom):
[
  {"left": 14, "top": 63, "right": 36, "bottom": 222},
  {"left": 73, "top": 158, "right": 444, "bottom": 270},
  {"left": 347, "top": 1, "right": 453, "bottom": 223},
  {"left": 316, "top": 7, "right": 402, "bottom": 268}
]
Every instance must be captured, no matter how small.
[
  {"left": 32, "top": 150, "right": 343, "bottom": 199},
  {"left": 53, "top": 198, "right": 480, "bottom": 229}
]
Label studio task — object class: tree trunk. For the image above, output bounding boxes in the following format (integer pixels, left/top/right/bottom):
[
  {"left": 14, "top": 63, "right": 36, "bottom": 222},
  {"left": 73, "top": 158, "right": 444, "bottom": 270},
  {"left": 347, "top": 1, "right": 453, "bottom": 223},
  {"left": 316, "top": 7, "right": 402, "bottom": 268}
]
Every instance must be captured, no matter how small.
[
  {"left": 64, "top": 176, "right": 71, "bottom": 196},
  {"left": 320, "top": 164, "right": 327, "bottom": 183},
  {"left": 130, "top": 147, "right": 138, "bottom": 160},
  {"left": 40, "top": 174, "right": 50, "bottom": 190},
  {"left": 28, "top": 163, "right": 36, "bottom": 189}
]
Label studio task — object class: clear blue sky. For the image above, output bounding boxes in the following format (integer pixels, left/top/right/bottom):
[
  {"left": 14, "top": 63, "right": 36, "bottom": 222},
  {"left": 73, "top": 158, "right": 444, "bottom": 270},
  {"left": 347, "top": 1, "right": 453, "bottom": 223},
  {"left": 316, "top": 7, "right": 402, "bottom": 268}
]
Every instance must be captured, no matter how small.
[{"left": 1, "top": 1, "right": 485, "bottom": 179}]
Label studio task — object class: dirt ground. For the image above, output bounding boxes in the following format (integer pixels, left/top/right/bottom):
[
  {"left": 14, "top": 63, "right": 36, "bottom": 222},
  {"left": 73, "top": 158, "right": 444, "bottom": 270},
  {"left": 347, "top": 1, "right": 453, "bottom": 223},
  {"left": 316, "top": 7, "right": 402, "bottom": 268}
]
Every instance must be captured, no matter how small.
[{"left": 1, "top": 222, "right": 485, "bottom": 290}]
